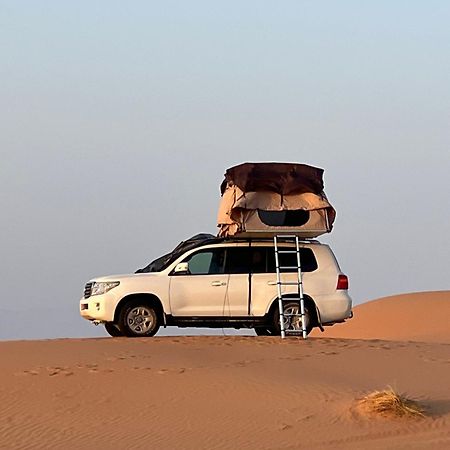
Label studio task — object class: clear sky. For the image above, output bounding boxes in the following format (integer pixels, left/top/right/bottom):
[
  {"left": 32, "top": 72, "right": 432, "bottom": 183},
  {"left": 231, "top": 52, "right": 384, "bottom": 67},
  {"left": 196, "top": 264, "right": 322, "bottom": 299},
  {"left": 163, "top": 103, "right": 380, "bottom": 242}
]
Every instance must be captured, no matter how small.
[{"left": 1, "top": 1, "right": 449, "bottom": 339}]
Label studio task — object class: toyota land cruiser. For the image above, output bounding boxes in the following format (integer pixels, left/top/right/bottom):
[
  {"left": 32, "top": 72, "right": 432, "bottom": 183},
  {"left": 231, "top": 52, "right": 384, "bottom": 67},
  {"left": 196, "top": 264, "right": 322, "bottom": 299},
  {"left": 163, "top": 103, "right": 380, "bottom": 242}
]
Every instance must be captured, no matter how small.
[{"left": 80, "top": 234, "right": 352, "bottom": 337}]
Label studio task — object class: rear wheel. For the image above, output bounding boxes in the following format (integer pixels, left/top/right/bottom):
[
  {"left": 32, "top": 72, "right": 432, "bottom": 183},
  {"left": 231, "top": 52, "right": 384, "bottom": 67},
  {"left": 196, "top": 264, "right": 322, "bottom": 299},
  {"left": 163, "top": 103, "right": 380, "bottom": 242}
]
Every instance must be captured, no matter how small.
[
  {"left": 272, "top": 301, "right": 313, "bottom": 336},
  {"left": 104, "top": 322, "right": 123, "bottom": 337},
  {"left": 118, "top": 303, "right": 160, "bottom": 337}
]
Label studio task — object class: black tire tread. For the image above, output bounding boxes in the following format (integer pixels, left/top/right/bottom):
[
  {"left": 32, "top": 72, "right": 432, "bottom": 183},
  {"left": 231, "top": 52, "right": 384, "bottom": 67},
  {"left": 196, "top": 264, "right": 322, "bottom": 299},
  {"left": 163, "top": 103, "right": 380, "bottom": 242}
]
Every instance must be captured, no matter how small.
[{"left": 104, "top": 322, "right": 123, "bottom": 337}]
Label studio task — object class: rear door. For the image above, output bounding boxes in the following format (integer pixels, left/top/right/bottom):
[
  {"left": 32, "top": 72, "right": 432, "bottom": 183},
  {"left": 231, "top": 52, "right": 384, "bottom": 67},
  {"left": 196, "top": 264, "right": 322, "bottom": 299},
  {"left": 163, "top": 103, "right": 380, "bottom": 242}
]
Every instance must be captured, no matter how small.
[{"left": 249, "top": 246, "right": 318, "bottom": 316}]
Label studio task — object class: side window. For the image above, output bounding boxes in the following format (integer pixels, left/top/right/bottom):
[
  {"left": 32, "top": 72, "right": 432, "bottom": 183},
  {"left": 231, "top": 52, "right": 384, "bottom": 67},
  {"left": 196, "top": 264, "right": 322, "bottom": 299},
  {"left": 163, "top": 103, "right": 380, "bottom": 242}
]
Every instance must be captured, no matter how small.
[
  {"left": 184, "top": 249, "right": 225, "bottom": 275},
  {"left": 225, "top": 247, "right": 273, "bottom": 274},
  {"left": 224, "top": 247, "right": 250, "bottom": 274},
  {"left": 249, "top": 247, "right": 268, "bottom": 274},
  {"left": 266, "top": 247, "right": 317, "bottom": 273}
]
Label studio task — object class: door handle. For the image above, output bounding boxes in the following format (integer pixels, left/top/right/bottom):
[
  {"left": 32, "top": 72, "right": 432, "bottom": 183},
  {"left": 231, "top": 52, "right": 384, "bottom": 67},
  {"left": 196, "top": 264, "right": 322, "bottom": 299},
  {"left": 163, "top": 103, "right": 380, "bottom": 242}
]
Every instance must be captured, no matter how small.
[
  {"left": 267, "top": 281, "right": 277, "bottom": 286},
  {"left": 211, "top": 281, "right": 226, "bottom": 287}
]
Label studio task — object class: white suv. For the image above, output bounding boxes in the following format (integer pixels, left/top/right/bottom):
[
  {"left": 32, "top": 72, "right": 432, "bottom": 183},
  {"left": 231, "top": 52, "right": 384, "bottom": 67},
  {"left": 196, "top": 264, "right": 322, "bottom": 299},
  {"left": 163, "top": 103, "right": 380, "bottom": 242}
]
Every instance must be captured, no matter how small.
[{"left": 80, "top": 234, "right": 352, "bottom": 337}]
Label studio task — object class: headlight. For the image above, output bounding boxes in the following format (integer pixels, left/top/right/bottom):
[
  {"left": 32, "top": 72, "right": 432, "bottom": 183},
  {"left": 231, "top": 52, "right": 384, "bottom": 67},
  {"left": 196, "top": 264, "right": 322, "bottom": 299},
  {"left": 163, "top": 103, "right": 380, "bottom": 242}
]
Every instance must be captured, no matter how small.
[{"left": 91, "top": 281, "right": 120, "bottom": 296}]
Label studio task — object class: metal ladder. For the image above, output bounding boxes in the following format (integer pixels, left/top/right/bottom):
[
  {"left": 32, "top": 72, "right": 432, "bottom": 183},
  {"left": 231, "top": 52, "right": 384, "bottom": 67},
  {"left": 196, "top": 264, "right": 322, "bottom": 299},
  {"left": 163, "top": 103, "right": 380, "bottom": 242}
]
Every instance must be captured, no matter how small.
[{"left": 274, "top": 235, "right": 307, "bottom": 339}]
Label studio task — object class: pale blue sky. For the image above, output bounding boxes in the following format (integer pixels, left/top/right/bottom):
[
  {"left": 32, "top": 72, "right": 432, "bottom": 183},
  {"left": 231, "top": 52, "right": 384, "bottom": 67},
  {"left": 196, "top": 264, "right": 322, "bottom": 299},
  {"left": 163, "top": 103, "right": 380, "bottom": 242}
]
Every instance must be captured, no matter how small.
[{"left": 1, "top": 1, "right": 449, "bottom": 339}]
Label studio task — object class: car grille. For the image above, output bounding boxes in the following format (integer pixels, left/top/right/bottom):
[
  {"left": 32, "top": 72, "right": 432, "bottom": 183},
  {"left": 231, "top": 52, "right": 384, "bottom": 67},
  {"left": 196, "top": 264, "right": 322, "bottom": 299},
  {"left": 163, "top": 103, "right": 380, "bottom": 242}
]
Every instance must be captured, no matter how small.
[{"left": 84, "top": 282, "right": 93, "bottom": 299}]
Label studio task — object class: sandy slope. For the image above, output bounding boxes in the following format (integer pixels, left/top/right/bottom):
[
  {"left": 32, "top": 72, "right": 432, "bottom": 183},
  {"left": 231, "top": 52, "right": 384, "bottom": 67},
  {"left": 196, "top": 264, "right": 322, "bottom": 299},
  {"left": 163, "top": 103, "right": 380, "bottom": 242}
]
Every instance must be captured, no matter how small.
[
  {"left": 0, "top": 335, "right": 449, "bottom": 450},
  {"left": 1, "top": 291, "right": 449, "bottom": 449},
  {"left": 312, "top": 291, "right": 450, "bottom": 343}
]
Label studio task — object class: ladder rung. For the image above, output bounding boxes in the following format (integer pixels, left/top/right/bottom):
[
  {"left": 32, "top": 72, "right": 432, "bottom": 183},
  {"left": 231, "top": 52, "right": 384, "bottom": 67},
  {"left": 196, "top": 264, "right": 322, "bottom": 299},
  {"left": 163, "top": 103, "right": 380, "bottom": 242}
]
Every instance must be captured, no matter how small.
[{"left": 274, "top": 234, "right": 307, "bottom": 340}]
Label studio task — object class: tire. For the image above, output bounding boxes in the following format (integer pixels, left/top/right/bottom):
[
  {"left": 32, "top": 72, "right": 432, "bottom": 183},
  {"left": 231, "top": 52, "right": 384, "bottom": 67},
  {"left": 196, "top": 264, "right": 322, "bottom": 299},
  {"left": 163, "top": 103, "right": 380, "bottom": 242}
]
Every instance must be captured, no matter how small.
[
  {"left": 118, "top": 302, "right": 160, "bottom": 337},
  {"left": 104, "top": 322, "right": 123, "bottom": 337},
  {"left": 272, "top": 301, "right": 313, "bottom": 336}
]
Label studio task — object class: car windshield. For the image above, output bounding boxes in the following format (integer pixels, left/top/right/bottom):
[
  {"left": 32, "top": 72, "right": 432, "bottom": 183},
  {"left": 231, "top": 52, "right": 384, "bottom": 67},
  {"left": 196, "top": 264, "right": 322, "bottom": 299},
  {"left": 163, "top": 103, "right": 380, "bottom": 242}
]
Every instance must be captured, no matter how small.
[
  {"left": 135, "top": 234, "right": 218, "bottom": 273},
  {"left": 137, "top": 253, "right": 173, "bottom": 273}
]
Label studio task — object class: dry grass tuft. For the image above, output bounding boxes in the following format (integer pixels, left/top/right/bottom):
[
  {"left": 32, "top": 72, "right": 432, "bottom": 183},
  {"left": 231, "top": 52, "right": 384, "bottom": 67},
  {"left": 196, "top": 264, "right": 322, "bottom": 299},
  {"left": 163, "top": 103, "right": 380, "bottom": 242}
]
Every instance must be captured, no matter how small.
[{"left": 357, "top": 387, "right": 425, "bottom": 419}]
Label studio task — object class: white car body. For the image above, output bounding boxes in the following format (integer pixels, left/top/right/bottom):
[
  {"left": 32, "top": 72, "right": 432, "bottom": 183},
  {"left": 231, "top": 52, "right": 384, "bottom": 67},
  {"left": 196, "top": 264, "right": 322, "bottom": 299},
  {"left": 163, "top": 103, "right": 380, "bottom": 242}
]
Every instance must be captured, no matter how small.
[{"left": 80, "top": 237, "right": 352, "bottom": 336}]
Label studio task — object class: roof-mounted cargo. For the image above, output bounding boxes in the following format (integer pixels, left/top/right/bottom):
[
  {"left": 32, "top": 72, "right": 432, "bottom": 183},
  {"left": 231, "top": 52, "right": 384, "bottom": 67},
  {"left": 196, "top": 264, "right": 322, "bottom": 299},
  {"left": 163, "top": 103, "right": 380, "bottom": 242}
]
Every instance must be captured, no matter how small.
[{"left": 217, "top": 162, "right": 336, "bottom": 238}]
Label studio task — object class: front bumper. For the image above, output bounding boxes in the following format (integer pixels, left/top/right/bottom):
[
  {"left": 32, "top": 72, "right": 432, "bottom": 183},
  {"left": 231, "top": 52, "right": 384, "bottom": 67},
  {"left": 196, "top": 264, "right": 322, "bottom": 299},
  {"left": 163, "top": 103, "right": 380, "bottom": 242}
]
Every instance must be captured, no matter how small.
[{"left": 79, "top": 292, "right": 117, "bottom": 322}]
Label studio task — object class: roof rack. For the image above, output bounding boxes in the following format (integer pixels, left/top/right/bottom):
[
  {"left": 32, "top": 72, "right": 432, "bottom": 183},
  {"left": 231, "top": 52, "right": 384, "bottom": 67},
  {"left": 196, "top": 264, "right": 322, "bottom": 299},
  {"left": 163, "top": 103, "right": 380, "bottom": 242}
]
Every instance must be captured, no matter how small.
[{"left": 220, "top": 235, "right": 319, "bottom": 244}]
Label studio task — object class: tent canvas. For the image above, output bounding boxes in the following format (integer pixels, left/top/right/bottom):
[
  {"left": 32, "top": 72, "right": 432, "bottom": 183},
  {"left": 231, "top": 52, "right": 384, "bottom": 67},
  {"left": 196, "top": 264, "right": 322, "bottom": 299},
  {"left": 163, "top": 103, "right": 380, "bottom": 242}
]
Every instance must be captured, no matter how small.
[{"left": 217, "top": 162, "right": 336, "bottom": 238}]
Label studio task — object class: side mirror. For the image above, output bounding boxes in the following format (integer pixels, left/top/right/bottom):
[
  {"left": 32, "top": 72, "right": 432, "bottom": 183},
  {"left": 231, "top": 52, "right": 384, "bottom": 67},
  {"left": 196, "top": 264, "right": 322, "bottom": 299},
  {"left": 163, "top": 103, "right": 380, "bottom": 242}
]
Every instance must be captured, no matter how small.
[{"left": 174, "top": 262, "right": 189, "bottom": 274}]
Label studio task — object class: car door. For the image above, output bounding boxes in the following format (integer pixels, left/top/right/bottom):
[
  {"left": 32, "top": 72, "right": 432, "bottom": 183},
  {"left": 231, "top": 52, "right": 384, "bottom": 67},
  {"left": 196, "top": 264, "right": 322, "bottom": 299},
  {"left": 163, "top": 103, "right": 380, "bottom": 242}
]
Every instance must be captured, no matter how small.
[
  {"left": 250, "top": 246, "right": 318, "bottom": 316},
  {"left": 169, "top": 247, "right": 229, "bottom": 316},
  {"left": 246, "top": 246, "right": 279, "bottom": 316},
  {"left": 223, "top": 245, "right": 251, "bottom": 316}
]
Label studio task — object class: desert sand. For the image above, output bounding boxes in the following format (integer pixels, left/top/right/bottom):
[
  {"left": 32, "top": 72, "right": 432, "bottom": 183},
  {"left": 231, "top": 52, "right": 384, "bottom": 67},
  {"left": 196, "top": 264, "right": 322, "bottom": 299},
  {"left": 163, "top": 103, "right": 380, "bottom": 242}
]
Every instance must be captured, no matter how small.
[
  {"left": 1, "top": 291, "right": 449, "bottom": 449},
  {"left": 312, "top": 290, "right": 450, "bottom": 343}
]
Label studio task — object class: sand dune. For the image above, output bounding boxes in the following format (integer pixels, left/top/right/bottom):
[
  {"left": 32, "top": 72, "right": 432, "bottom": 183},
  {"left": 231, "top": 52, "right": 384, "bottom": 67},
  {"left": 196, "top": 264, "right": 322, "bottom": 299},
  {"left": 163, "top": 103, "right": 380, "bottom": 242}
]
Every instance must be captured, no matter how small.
[
  {"left": 313, "top": 290, "right": 450, "bottom": 343},
  {"left": 0, "top": 335, "right": 449, "bottom": 449},
  {"left": 1, "top": 291, "right": 449, "bottom": 449}
]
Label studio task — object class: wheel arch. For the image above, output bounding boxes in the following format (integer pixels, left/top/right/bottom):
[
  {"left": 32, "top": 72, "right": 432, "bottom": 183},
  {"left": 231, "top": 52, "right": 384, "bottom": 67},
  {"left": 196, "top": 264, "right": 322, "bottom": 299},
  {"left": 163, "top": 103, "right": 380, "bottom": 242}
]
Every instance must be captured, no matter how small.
[
  {"left": 113, "top": 293, "right": 165, "bottom": 326},
  {"left": 267, "top": 294, "right": 323, "bottom": 330}
]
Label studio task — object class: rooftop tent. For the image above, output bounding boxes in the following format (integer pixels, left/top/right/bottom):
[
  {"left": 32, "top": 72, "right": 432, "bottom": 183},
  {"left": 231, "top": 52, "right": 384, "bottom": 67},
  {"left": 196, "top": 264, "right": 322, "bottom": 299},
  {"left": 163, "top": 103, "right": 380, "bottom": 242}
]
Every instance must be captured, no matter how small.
[{"left": 217, "top": 162, "right": 336, "bottom": 238}]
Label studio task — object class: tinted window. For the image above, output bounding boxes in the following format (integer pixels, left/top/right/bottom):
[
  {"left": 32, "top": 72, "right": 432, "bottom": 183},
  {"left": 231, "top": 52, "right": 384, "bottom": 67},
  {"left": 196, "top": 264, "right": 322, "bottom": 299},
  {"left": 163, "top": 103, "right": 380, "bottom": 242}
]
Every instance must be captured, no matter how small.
[
  {"left": 224, "top": 247, "right": 271, "bottom": 274},
  {"left": 255, "top": 247, "right": 317, "bottom": 273},
  {"left": 267, "top": 247, "right": 317, "bottom": 272},
  {"left": 247, "top": 247, "right": 317, "bottom": 273},
  {"left": 184, "top": 249, "right": 225, "bottom": 275},
  {"left": 258, "top": 209, "right": 310, "bottom": 226},
  {"left": 224, "top": 247, "right": 250, "bottom": 274},
  {"left": 217, "top": 246, "right": 317, "bottom": 275},
  {"left": 249, "top": 247, "right": 267, "bottom": 273}
]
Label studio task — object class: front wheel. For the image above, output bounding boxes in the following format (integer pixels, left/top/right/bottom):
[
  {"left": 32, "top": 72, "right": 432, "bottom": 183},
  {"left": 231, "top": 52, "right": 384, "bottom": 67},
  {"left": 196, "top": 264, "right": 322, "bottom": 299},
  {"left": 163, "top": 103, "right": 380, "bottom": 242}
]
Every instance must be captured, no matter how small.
[
  {"left": 104, "top": 322, "right": 123, "bottom": 337},
  {"left": 118, "top": 303, "right": 160, "bottom": 337}
]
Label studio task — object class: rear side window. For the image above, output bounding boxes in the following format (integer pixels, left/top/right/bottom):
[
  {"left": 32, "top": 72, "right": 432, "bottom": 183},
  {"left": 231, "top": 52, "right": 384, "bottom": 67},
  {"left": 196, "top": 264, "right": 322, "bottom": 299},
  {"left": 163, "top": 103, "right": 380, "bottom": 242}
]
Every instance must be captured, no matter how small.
[
  {"left": 249, "top": 247, "right": 267, "bottom": 273},
  {"left": 225, "top": 247, "right": 269, "bottom": 274},
  {"left": 224, "top": 246, "right": 317, "bottom": 274},
  {"left": 267, "top": 247, "right": 317, "bottom": 273},
  {"left": 224, "top": 247, "right": 250, "bottom": 274}
]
